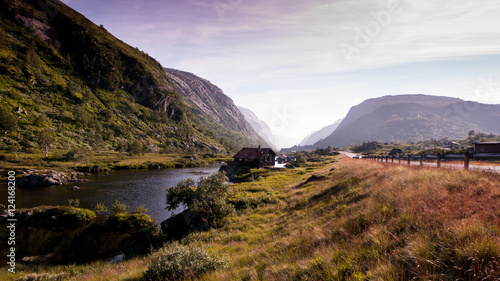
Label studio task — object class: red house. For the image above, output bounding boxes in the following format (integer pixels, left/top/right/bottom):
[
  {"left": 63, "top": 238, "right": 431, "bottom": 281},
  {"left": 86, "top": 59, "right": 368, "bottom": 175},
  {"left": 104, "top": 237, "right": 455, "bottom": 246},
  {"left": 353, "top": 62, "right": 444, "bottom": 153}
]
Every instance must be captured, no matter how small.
[{"left": 234, "top": 146, "right": 276, "bottom": 168}]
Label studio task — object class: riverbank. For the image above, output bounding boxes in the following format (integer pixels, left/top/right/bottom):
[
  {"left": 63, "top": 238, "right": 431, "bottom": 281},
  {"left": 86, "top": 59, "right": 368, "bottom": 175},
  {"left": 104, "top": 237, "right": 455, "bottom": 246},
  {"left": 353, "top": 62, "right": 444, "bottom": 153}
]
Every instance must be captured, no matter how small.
[
  {"left": 0, "top": 151, "right": 232, "bottom": 181},
  {"left": 0, "top": 165, "right": 223, "bottom": 225},
  {"left": 4, "top": 155, "right": 500, "bottom": 280},
  {"left": 0, "top": 204, "right": 155, "bottom": 267}
]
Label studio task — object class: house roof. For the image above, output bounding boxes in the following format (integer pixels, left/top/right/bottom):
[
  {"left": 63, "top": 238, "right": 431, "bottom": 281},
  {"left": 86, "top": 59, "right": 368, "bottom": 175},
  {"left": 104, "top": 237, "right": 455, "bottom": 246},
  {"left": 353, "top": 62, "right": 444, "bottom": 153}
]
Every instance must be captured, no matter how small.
[{"left": 234, "top": 148, "right": 275, "bottom": 159}]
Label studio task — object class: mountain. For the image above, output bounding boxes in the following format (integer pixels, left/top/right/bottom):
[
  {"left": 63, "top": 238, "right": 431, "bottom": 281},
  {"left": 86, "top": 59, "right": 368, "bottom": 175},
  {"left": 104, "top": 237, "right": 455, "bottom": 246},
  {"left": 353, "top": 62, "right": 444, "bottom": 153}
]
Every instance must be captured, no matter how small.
[
  {"left": 0, "top": 0, "right": 261, "bottom": 154},
  {"left": 315, "top": 94, "right": 500, "bottom": 147},
  {"left": 299, "top": 118, "right": 343, "bottom": 146},
  {"left": 165, "top": 69, "right": 268, "bottom": 150},
  {"left": 237, "top": 106, "right": 280, "bottom": 150}
]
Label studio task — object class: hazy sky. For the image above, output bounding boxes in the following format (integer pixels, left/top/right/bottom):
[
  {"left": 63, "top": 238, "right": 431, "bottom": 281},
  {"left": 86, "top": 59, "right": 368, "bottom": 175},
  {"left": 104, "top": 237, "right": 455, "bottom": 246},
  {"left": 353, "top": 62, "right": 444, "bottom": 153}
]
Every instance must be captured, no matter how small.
[{"left": 62, "top": 0, "right": 500, "bottom": 148}]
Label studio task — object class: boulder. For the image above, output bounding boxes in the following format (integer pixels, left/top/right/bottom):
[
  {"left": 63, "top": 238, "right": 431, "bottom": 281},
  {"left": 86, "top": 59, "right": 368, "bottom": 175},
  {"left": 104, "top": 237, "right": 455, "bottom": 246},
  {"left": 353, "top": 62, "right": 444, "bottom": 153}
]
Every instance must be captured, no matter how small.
[{"left": 17, "top": 172, "right": 69, "bottom": 187}]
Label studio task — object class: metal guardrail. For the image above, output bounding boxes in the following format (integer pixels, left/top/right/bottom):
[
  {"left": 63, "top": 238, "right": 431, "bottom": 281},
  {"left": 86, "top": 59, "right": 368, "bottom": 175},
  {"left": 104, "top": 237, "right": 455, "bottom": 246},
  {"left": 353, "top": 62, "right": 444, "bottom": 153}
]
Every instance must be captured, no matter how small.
[{"left": 362, "top": 152, "right": 500, "bottom": 170}]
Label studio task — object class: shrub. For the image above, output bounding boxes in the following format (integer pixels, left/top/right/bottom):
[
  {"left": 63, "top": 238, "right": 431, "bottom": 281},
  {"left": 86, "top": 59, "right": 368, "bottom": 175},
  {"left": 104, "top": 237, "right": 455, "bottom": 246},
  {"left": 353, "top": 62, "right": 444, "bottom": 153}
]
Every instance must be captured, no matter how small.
[
  {"left": 93, "top": 202, "right": 108, "bottom": 215},
  {"left": 166, "top": 172, "right": 234, "bottom": 228},
  {"left": 111, "top": 200, "right": 129, "bottom": 214},
  {"left": 143, "top": 242, "right": 227, "bottom": 281},
  {"left": 108, "top": 212, "right": 154, "bottom": 230},
  {"left": 67, "top": 198, "right": 80, "bottom": 207},
  {"left": 0, "top": 104, "right": 18, "bottom": 132}
]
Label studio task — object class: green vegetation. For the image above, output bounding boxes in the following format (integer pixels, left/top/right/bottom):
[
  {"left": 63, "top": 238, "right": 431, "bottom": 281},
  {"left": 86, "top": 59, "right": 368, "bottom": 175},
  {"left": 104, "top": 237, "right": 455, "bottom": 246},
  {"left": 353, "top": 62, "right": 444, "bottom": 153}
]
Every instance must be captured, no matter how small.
[
  {"left": 5, "top": 154, "right": 500, "bottom": 280},
  {"left": 108, "top": 201, "right": 154, "bottom": 230},
  {"left": 0, "top": 0, "right": 261, "bottom": 168},
  {"left": 19, "top": 205, "right": 96, "bottom": 228},
  {"left": 166, "top": 172, "right": 234, "bottom": 229},
  {"left": 0, "top": 150, "right": 231, "bottom": 176},
  {"left": 143, "top": 242, "right": 227, "bottom": 281}
]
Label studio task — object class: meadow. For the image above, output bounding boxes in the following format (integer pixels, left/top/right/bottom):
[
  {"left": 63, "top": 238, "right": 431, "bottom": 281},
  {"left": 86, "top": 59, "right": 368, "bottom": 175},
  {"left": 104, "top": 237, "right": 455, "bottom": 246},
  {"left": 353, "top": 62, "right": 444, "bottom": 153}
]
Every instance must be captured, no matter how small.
[{"left": 5, "top": 155, "right": 500, "bottom": 280}]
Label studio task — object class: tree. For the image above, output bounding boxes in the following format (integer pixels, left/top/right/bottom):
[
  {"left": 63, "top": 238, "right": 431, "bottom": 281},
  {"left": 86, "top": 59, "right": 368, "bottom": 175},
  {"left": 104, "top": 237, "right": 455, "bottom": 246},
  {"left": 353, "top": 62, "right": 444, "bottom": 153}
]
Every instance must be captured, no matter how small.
[
  {"left": 0, "top": 105, "right": 18, "bottom": 133},
  {"left": 294, "top": 152, "right": 306, "bottom": 165},
  {"left": 7, "top": 142, "right": 21, "bottom": 158},
  {"left": 166, "top": 172, "right": 234, "bottom": 228},
  {"left": 36, "top": 129, "right": 55, "bottom": 157},
  {"left": 127, "top": 139, "right": 146, "bottom": 155}
]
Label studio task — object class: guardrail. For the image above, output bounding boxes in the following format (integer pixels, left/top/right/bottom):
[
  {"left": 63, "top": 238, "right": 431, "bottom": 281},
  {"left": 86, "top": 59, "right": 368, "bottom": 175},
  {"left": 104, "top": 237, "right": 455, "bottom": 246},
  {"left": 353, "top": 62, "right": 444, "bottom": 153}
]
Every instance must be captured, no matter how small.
[{"left": 362, "top": 153, "right": 500, "bottom": 170}]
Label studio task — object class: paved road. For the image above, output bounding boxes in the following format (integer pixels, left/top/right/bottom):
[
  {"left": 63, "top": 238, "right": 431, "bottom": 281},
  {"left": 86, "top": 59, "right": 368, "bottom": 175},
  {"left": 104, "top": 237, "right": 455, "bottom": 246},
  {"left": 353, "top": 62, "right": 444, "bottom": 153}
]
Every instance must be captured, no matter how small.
[{"left": 340, "top": 151, "right": 360, "bottom": 158}]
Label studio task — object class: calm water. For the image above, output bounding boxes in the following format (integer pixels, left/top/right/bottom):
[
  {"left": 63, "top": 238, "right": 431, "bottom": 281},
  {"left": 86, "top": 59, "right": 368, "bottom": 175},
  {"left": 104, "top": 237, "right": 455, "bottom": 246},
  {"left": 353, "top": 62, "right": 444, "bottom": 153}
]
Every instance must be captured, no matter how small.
[{"left": 1, "top": 165, "right": 221, "bottom": 224}]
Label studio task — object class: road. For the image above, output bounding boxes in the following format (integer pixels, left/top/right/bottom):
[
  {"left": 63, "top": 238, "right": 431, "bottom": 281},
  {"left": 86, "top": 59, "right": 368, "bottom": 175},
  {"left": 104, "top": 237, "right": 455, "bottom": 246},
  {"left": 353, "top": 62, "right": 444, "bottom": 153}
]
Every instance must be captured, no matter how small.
[
  {"left": 340, "top": 151, "right": 360, "bottom": 158},
  {"left": 340, "top": 151, "right": 500, "bottom": 173}
]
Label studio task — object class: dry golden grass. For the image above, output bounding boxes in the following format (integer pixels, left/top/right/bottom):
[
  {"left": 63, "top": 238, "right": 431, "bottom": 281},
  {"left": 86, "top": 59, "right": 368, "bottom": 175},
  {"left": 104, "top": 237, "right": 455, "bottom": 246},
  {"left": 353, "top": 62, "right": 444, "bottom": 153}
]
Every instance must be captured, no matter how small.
[
  {"left": 7, "top": 155, "right": 500, "bottom": 280},
  {"left": 201, "top": 157, "right": 500, "bottom": 280}
]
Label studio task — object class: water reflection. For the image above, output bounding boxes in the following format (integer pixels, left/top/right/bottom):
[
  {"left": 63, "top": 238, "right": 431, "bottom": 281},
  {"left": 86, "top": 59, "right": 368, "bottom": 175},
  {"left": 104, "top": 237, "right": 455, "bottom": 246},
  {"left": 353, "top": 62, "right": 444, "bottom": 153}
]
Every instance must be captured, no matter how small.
[{"left": 1, "top": 165, "right": 221, "bottom": 223}]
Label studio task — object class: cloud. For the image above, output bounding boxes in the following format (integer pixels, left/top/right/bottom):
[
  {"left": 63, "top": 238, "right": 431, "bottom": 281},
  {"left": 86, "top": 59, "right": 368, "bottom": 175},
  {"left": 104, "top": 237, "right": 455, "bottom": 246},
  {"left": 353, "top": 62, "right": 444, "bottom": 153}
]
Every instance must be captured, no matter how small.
[{"left": 62, "top": 0, "right": 500, "bottom": 146}]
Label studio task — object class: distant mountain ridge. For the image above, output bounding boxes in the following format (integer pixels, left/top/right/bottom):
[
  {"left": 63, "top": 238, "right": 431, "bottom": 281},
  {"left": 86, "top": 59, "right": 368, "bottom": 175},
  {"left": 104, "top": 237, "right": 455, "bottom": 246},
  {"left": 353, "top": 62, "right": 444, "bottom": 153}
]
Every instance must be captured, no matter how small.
[
  {"left": 299, "top": 119, "right": 343, "bottom": 146},
  {"left": 237, "top": 106, "right": 280, "bottom": 150},
  {"left": 315, "top": 94, "right": 500, "bottom": 147}
]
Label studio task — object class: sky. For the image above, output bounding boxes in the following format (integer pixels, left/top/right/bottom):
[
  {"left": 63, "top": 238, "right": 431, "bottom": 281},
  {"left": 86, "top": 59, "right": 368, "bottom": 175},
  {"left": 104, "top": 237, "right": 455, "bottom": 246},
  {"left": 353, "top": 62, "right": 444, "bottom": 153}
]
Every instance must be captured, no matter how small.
[{"left": 61, "top": 0, "right": 500, "bottom": 148}]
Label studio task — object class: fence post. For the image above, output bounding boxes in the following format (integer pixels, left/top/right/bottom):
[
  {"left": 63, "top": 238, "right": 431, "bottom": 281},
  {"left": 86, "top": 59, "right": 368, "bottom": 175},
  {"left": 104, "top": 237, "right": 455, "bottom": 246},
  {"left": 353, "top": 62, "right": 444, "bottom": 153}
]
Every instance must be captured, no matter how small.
[
  {"left": 398, "top": 155, "right": 401, "bottom": 164},
  {"left": 437, "top": 154, "right": 441, "bottom": 168},
  {"left": 464, "top": 152, "right": 470, "bottom": 170},
  {"left": 391, "top": 155, "right": 394, "bottom": 163},
  {"left": 407, "top": 155, "right": 411, "bottom": 167},
  {"left": 420, "top": 154, "right": 424, "bottom": 167}
]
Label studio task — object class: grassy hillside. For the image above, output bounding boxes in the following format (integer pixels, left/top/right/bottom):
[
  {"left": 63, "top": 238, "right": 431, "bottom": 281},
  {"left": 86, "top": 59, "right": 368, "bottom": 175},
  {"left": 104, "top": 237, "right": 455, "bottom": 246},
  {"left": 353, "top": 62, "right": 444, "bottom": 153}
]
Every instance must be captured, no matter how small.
[
  {"left": 6, "top": 155, "right": 500, "bottom": 280},
  {"left": 0, "top": 0, "right": 261, "bottom": 160}
]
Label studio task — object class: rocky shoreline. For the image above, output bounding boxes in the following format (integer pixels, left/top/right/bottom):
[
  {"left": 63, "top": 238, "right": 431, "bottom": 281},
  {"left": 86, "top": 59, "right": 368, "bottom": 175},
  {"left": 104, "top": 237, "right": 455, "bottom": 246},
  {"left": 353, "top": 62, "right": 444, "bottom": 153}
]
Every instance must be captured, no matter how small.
[{"left": 1, "top": 169, "right": 89, "bottom": 187}]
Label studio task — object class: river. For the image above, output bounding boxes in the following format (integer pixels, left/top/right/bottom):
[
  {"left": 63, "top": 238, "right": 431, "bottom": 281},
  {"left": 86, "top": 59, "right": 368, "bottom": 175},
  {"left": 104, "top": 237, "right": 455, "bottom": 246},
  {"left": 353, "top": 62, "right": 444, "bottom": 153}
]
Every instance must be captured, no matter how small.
[{"left": 2, "top": 165, "right": 221, "bottom": 224}]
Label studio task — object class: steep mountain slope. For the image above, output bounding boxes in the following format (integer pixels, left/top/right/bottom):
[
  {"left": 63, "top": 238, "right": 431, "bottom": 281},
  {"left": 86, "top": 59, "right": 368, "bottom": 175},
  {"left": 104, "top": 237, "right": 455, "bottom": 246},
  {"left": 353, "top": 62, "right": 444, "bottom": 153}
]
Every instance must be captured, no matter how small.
[
  {"left": 165, "top": 69, "right": 267, "bottom": 150},
  {"left": 0, "top": 0, "right": 260, "bottom": 154},
  {"left": 315, "top": 94, "right": 500, "bottom": 147},
  {"left": 237, "top": 106, "right": 280, "bottom": 150},
  {"left": 299, "top": 118, "right": 343, "bottom": 146}
]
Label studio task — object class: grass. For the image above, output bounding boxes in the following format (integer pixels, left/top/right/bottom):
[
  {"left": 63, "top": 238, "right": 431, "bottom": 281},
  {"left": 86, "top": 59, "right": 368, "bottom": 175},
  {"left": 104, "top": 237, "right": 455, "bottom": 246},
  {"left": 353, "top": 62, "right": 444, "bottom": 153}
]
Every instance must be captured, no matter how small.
[
  {"left": 0, "top": 150, "right": 229, "bottom": 174},
  {"left": 4, "top": 155, "right": 500, "bottom": 280}
]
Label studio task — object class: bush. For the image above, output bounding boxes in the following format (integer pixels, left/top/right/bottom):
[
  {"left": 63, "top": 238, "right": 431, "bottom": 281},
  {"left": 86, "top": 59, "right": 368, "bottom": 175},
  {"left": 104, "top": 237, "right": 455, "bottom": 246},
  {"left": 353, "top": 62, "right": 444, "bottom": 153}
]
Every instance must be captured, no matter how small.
[
  {"left": 111, "top": 200, "right": 129, "bottom": 214},
  {"left": 22, "top": 206, "right": 96, "bottom": 228},
  {"left": 0, "top": 105, "right": 18, "bottom": 132},
  {"left": 166, "top": 172, "right": 234, "bottom": 228},
  {"left": 108, "top": 212, "right": 154, "bottom": 230},
  {"left": 143, "top": 242, "right": 227, "bottom": 281}
]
